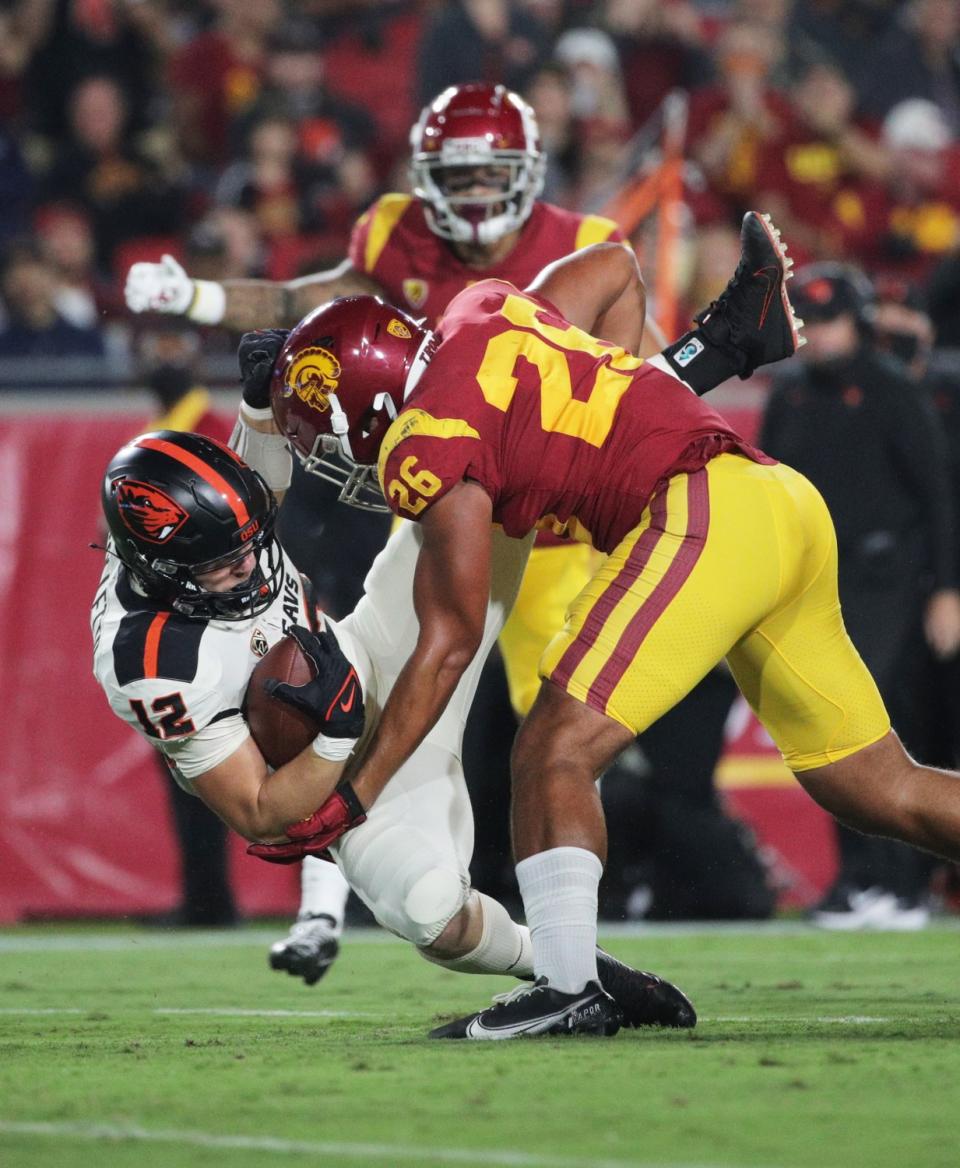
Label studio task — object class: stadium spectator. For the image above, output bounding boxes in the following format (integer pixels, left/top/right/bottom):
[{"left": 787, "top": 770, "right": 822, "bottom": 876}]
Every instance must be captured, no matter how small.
[
  {"left": 416, "top": 0, "right": 551, "bottom": 108},
  {"left": 684, "top": 19, "right": 790, "bottom": 224},
  {"left": 0, "top": 238, "right": 105, "bottom": 363},
  {"left": 601, "top": 0, "right": 714, "bottom": 133},
  {"left": 167, "top": 0, "right": 280, "bottom": 168},
  {"left": 524, "top": 62, "right": 580, "bottom": 207},
  {"left": 785, "top": 0, "right": 898, "bottom": 93},
  {"left": 857, "top": 99, "right": 960, "bottom": 285},
  {"left": 0, "top": 0, "right": 55, "bottom": 121},
  {"left": 855, "top": 0, "right": 960, "bottom": 131},
  {"left": 750, "top": 58, "right": 891, "bottom": 266},
  {"left": 34, "top": 203, "right": 104, "bottom": 331},
  {"left": 24, "top": 0, "right": 161, "bottom": 139},
  {"left": 760, "top": 262, "right": 960, "bottom": 928},
  {"left": 40, "top": 74, "right": 185, "bottom": 275}
]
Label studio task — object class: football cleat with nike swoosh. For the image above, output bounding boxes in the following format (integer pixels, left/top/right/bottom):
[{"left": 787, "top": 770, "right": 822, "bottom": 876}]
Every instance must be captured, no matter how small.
[
  {"left": 429, "top": 977, "right": 622, "bottom": 1040},
  {"left": 692, "top": 210, "right": 806, "bottom": 379}
]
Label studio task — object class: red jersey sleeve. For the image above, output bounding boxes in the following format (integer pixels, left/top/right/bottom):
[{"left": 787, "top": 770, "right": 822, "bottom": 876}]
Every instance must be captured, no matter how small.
[
  {"left": 348, "top": 194, "right": 415, "bottom": 277},
  {"left": 376, "top": 408, "right": 497, "bottom": 521}
]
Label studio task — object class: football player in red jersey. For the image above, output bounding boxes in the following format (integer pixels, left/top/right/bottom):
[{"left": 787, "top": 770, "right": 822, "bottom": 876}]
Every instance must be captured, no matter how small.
[
  {"left": 263, "top": 212, "right": 960, "bottom": 1039},
  {"left": 125, "top": 81, "right": 660, "bottom": 975}
]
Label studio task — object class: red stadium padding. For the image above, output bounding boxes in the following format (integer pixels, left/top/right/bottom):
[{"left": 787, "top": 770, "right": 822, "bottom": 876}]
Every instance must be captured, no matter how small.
[{"left": 0, "top": 406, "right": 835, "bottom": 922}]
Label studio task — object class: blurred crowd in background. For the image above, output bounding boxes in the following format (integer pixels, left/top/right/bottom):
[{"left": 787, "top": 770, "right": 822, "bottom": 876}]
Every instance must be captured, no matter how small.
[
  {"left": 4, "top": 0, "right": 960, "bottom": 371},
  {"left": 6, "top": 0, "right": 960, "bottom": 928}
]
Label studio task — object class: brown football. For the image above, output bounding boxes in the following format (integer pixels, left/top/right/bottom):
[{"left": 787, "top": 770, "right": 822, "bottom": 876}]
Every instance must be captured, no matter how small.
[{"left": 244, "top": 634, "right": 320, "bottom": 769}]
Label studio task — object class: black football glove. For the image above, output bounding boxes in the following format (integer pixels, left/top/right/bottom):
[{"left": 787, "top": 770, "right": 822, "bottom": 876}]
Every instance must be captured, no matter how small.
[
  {"left": 238, "top": 328, "right": 290, "bottom": 410},
  {"left": 265, "top": 624, "right": 365, "bottom": 739}
]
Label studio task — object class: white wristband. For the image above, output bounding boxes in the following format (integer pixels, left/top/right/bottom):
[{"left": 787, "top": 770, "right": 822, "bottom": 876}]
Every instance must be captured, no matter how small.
[
  {"left": 186, "top": 280, "right": 227, "bottom": 325},
  {"left": 311, "top": 733, "right": 359, "bottom": 762},
  {"left": 241, "top": 403, "right": 275, "bottom": 422}
]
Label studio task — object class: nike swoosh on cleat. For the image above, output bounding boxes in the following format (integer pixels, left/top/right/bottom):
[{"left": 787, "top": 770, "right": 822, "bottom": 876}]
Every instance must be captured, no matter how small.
[
  {"left": 753, "top": 265, "right": 781, "bottom": 327},
  {"left": 465, "top": 1005, "right": 578, "bottom": 1039}
]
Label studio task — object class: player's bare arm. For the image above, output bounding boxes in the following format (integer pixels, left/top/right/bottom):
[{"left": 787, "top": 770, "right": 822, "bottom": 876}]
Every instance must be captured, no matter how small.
[
  {"left": 345, "top": 482, "right": 493, "bottom": 811},
  {"left": 125, "top": 253, "right": 383, "bottom": 331},
  {"left": 220, "top": 261, "right": 383, "bottom": 330},
  {"left": 191, "top": 735, "right": 347, "bottom": 843},
  {"left": 526, "top": 243, "right": 646, "bottom": 355}
]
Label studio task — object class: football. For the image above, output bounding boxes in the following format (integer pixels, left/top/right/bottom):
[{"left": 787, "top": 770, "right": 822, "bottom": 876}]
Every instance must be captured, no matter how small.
[{"left": 244, "top": 634, "right": 320, "bottom": 769}]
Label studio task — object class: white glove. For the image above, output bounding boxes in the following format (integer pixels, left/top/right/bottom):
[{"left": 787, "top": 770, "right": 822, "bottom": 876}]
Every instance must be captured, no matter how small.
[
  {"left": 124, "top": 254, "right": 226, "bottom": 324},
  {"left": 125, "top": 254, "right": 194, "bottom": 315}
]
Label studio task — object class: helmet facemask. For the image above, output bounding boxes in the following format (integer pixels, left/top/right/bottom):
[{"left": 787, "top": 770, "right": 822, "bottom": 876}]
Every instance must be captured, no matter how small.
[
  {"left": 411, "top": 149, "right": 545, "bottom": 245},
  {"left": 286, "top": 329, "right": 436, "bottom": 512},
  {"left": 119, "top": 509, "right": 284, "bottom": 621}
]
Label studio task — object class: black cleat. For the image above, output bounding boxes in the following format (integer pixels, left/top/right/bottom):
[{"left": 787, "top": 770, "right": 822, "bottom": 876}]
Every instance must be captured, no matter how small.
[
  {"left": 693, "top": 210, "right": 805, "bottom": 378},
  {"left": 596, "top": 948, "right": 696, "bottom": 1029},
  {"left": 268, "top": 914, "right": 340, "bottom": 986},
  {"left": 429, "top": 977, "right": 622, "bottom": 1040}
]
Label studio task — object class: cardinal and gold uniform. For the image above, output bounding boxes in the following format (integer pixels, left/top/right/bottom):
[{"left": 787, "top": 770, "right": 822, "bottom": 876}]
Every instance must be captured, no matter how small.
[
  {"left": 349, "top": 195, "right": 621, "bottom": 714},
  {"left": 377, "top": 280, "right": 891, "bottom": 773}
]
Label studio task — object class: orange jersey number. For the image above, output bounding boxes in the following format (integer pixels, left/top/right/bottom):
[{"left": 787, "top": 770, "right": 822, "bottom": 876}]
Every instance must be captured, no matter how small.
[{"left": 476, "top": 294, "right": 643, "bottom": 447}]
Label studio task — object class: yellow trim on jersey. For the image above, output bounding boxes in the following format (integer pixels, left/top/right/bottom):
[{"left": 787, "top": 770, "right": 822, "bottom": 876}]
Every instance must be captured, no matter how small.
[
  {"left": 377, "top": 408, "right": 481, "bottom": 489},
  {"left": 574, "top": 215, "right": 620, "bottom": 250},
  {"left": 364, "top": 194, "right": 414, "bottom": 273},
  {"left": 150, "top": 386, "right": 212, "bottom": 433}
]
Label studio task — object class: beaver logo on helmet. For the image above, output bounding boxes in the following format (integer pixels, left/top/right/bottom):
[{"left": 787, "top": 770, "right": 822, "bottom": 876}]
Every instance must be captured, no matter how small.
[
  {"left": 116, "top": 480, "right": 188, "bottom": 544},
  {"left": 282, "top": 346, "right": 342, "bottom": 413}
]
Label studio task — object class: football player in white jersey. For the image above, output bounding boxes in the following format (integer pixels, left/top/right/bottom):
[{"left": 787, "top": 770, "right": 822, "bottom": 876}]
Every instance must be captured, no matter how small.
[{"left": 91, "top": 414, "right": 696, "bottom": 1037}]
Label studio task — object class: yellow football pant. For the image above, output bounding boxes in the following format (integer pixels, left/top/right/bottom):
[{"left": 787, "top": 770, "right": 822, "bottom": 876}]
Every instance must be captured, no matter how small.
[
  {"left": 498, "top": 541, "right": 599, "bottom": 717},
  {"left": 540, "top": 453, "right": 891, "bottom": 771}
]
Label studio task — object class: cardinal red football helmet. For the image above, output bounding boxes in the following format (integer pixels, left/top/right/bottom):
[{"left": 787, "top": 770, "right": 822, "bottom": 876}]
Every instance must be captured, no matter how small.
[
  {"left": 409, "top": 82, "right": 545, "bottom": 246},
  {"left": 271, "top": 296, "right": 433, "bottom": 510}
]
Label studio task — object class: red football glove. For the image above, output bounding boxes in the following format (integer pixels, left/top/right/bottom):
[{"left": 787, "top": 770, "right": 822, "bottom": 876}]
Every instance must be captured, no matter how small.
[{"left": 246, "top": 781, "right": 367, "bottom": 865}]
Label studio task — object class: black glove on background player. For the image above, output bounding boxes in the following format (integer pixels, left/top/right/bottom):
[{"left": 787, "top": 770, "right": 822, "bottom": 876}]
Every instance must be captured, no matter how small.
[
  {"left": 265, "top": 624, "right": 365, "bottom": 739},
  {"left": 238, "top": 329, "right": 290, "bottom": 410}
]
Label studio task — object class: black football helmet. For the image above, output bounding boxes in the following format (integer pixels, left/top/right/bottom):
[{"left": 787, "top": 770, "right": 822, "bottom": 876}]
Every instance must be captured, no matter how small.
[{"left": 101, "top": 430, "right": 283, "bottom": 620}]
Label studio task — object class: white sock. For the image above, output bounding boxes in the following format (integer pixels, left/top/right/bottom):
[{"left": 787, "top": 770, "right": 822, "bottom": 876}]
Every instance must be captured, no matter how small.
[
  {"left": 297, "top": 856, "right": 350, "bottom": 935},
  {"left": 515, "top": 847, "right": 602, "bottom": 994},
  {"left": 420, "top": 891, "right": 534, "bottom": 976}
]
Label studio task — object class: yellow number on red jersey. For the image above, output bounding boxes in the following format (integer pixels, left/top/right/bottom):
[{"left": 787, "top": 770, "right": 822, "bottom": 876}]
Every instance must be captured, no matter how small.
[
  {"left": 476, "top": 294, "right": 643, "bottom": 447},
  {"left": 386, "top": 455, "right": 442, "bottom": 516}
]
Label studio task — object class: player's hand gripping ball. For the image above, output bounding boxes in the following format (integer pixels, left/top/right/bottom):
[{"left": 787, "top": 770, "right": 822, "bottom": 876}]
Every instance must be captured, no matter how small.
[{"left": 243, "top": 625, "right": 364, "bottom": 768}]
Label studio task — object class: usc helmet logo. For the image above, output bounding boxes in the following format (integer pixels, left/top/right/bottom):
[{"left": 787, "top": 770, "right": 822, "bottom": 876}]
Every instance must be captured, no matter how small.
[{"left": 282, "top": 346, "right": 342, "bottom": 412}]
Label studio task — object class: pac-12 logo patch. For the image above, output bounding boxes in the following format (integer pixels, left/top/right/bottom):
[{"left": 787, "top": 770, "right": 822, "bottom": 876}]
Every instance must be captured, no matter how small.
[
  {"left": 250, "top": 628, "right": 269, "bottom": 658},
  {"left": 116, "top": 479, "right": 188, "bottom": 544},
  {"left": 282, "top": 346, "right": 342, "bottom": 412},
  {"left": 402, "top": 279, "right": 429, "bottom": 310},
  {"left": 387, "top": 318, "right": 412, "bottom": 339}
]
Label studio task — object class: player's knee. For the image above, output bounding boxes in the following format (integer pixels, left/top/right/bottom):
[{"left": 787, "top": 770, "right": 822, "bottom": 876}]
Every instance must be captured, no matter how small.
[{"left": 392, "top": 867, "right": 468, "bottom": 948}]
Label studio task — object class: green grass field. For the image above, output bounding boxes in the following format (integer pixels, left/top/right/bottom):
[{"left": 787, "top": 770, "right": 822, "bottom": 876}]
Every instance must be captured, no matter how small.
[{"left": 2, "top": 921, "right": 959, "bottom": 1168}]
